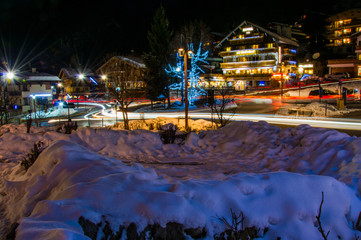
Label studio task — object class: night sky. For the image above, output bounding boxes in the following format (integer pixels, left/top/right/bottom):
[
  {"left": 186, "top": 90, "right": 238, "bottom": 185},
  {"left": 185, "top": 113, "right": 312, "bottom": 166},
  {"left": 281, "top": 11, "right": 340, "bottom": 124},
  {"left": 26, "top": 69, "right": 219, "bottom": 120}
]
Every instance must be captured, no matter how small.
[{"left": 0, "top": 0, "right": 360, "bottom": 73}]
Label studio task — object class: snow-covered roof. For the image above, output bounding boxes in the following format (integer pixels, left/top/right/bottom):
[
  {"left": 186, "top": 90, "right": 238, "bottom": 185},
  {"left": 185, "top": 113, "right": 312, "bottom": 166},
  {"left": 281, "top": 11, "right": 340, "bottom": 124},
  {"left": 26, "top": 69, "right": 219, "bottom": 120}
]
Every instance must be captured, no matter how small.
[
  {"left": 60, "top": 68, "right": 95, "bottom": 79},
  {"left": 216, "top": 20, "right": 299, "bottom": 48},
  {"left": 24, "top": 73, "right": 61, "bottom": 82},
  {"left": 114, "top": 56, "right": 146, "bottom": 68}
]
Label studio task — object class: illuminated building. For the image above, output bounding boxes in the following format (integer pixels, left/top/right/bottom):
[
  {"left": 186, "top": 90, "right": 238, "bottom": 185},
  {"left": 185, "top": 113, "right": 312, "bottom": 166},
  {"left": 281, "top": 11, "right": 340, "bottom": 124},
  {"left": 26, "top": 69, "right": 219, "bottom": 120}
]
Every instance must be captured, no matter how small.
[
  {"left": 96, "top": 56, "right": 147, "bottom": 92},
  {"left": 326, "top": 9, "right": 361, "bottom": 55},
  {"left": 22, "top": 69, "right": 62, "bottom": 112},
  {"left": 327, "top": 33, "right": 361, "bottom": 77},
  {"left": 58, "top": 68, "right": 97, "bottom": 96},
  {"left": 216, "top": 21, "right": 299, "bottom": 90}
]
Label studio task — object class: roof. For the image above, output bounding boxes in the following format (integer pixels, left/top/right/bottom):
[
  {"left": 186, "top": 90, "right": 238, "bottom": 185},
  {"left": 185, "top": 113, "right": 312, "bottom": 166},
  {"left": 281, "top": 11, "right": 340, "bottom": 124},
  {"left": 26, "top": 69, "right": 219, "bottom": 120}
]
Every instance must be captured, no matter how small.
[
  {"left": 114, "top": 56, "right": 146, "bottom": 68},
  {"left": 216, "top": 20, "right": 299, "bottom": 48},
  {"left": 326, "top": 9, "right": 361, "bottom": 22},
  {"left": 59, "top": 68, "right": 95, "bottom": 79},
  {"left": 24, "top": 72, "right": 61, "bottom": 82}
]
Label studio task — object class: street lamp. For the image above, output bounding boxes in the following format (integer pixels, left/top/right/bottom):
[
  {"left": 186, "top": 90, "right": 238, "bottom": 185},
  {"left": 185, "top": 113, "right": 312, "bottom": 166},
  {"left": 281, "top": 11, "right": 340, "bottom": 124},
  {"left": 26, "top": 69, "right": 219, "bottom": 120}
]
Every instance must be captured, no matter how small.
[
  {"left": 77, "top": 74, "right": 84, "bottom": 108},
  {"left": 178, "top": 46, "right": 193, "bottom": 131},
  {"left": 298, "top": 67, "right": 304, "bottom": 99},
  {"left": 3, "top": 71, "right": 14, "bottom": 123},
  {"left": 101, "top": 75, "right": 108, "bottom": 100}
]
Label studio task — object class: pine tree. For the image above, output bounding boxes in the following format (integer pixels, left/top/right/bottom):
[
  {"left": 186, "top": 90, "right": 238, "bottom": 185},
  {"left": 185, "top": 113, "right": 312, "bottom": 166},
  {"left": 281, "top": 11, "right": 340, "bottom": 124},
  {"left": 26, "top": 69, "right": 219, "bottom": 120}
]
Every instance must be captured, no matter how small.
[{"left": 143, "top": 6, "right": 173, "bottom": 108}]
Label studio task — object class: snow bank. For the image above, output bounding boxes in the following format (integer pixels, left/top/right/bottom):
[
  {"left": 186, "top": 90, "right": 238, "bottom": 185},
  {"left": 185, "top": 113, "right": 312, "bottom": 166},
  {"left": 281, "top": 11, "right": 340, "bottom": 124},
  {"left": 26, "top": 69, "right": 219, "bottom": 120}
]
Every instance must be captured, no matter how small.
[
  {"left": 1, "top": 121, "right": 361, "bottom": 239},
  {"left": 3, "top": 140, "right": 361, "bottom": 239},
  {"left": 277, "top": 102, "right": 351, "bottom": 117}
]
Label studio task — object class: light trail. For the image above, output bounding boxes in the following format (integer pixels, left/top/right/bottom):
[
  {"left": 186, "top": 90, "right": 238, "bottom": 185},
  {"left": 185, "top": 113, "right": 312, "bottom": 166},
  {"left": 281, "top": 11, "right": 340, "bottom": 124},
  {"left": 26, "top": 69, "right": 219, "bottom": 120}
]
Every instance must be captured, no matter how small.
[{"left": 47, "top": 102, "right": 361, "bottom": 131}]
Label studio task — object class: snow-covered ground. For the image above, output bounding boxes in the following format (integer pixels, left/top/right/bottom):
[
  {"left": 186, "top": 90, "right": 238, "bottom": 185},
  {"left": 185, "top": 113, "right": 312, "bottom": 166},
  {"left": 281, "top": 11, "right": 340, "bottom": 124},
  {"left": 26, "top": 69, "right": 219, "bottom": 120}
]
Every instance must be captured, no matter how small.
[
  {"left": 277, "top": 102, "right": 356, "bottom": 117},
  {"left": 1, "top": 119, "right": 361, "bottom": 239}
]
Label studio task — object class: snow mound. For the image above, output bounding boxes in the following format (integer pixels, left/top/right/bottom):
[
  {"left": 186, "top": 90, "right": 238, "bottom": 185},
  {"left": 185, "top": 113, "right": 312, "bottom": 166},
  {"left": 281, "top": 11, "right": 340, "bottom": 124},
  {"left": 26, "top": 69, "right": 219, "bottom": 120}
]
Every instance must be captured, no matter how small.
[
  {"left": 277, "top": 102, "right": 350, "bottom": 117},
  {"left": 3, "top": 140, "right": 361, "bottom": 239}
]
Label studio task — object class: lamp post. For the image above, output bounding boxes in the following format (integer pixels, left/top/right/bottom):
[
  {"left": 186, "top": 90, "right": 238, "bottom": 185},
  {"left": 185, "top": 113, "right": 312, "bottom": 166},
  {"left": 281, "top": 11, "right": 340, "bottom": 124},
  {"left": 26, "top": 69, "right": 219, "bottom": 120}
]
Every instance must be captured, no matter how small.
[
  {"left": 77, "top": 74, "right": 84, "bottom": 108},
  {"left": 178, "top": 45, "right": 193, "bottom": 131},
  {"left": 3, "top": 71, "right": 14, "bottom": 124},
  {"left": 298, "top": 67, "right": 304, "bottom": 99},
  {"left": 101, "top": 75, "right": 108, "bottom": 100}
]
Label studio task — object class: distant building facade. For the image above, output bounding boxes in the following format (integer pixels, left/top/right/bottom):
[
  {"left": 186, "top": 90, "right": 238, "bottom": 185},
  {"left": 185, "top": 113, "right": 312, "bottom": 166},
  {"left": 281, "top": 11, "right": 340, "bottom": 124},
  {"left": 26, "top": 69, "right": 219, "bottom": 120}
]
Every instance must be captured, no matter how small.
[
  {"left": 58, "top": 68, "right": 97, "bottom": 96},
  {"left": 96, "top": 56, "right": 147, "bottom": 92},
  {"left": 326, "top": 9, "right": 361, "bottom": 56},
  {"left": 327, "top": 34, "right": 361, "bottom": 78},
  {"left": 21, "top": 69, "right": 61, "bottom": 112},
  {"left": 216, "top": 21, "right": 299, "bottom": 90}
]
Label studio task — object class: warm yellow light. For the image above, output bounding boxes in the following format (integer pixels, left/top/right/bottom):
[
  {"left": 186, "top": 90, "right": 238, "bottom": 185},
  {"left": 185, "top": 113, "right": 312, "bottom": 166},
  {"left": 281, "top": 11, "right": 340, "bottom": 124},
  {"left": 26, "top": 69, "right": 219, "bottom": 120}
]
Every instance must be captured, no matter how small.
[
  {"left": 178, "top": 48, "right": 185, "bottom": 57},
  {"left": 187, "top": 50, "right": 194, "bottom": 59},
  {"left": 101, "top": 75, "right": 107, "bottom": 80},
  {"left": 298, "top": 67, "right": 304, "bottom": 73},
  {"left": 6, "top": 72, "right": 14, "bottom": 80}
]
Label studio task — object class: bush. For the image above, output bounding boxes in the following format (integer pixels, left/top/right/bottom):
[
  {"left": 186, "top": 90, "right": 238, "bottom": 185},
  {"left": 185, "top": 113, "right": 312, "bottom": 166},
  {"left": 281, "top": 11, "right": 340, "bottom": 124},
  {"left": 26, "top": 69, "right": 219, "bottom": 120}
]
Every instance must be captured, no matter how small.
[{"left": 20, "top": 141, "right": 44, "bottom": 171}]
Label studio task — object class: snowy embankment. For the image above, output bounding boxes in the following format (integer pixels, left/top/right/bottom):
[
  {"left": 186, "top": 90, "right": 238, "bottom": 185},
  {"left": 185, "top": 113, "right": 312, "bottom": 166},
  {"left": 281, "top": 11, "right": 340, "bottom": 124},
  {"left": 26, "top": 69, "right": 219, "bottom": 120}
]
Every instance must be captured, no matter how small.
[{"left": 1, "top": 120, "right": 361, "bottom": 239}]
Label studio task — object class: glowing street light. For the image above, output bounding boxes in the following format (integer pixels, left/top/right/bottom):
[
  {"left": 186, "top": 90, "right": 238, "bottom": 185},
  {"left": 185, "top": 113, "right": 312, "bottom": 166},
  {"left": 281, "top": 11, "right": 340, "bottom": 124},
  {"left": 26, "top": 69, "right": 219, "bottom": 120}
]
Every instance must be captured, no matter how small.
[
  {"left": 6, "top": 72, "right": 14, "bottom": 80},
  {"left": 101, "top": 75, "right": 109, "bottom": 100},
  {"left": 2, "top": 71, "right": 15, "bottom": 124},
  {"left": 178, "top": 44, "right": 193, "bottom": 131},
  {"left": 76, "top": 74, "right": 84, "bottom": 108}
]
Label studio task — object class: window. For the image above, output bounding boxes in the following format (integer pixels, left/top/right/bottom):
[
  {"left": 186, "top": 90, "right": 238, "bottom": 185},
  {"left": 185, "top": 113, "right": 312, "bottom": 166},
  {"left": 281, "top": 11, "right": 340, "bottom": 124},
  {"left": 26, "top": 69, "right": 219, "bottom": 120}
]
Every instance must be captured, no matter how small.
[
  {"left": 343, "top": 38, "right": 351, "bottom": 44},
  {"left": 335, "top": 40, "right": 342, "bottom": 46},
  {"left": 344, "top": 19, "right": 351, "bottom": 25},
  {"left": 357, "top": 27, "right": 361, "bottom": 32},
  {"left": 267, "top": 43, "right": 274, "bottom": 48},
  {"left": 226, "top": 47, "right": 231, "bottom": 51},
  {"left": 252, "top": 44, "right": 259, "bottom": 49},
  {"left": 335, "top": 30, "right": 342, "bottom": 37},
  {"left": 358, "top": 67, "right": 361, "bottom": 77},
  {"left": 239, "top": 35, "right": 244, "bottom": 39},
  {"left": 343, "top": 28, "right": 351, "bottom": 34},
  {"left": 23, "top": 98, "right": 29, "bottom": 106}
]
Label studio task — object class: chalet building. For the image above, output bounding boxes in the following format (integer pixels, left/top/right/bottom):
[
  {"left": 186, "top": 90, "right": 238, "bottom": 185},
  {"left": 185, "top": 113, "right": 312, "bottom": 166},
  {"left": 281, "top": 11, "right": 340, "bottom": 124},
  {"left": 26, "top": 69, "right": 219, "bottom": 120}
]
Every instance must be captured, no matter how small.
[
  {"left": 21, "top": 70, "right": 61, "bottom": 112},
  {"left": 58, "top": 68, "right": 97, "bottom": 97},
  {"left": 326, "top": 9, "right": 361, "bottom": 56},
  {"left": 96, "top": 56, "right": 147, "bottom": 93},
  {"left": 216, "top": 21, "right": 299, "bottom": 90}
]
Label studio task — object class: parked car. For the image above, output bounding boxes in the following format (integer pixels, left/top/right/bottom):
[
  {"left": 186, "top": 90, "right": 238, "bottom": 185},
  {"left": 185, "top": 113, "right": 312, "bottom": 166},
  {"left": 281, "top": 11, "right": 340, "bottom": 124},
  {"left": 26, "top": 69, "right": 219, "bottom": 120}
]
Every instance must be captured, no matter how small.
[
  {"left": 63, "top": 102, "right": 75, "bottom": 108},
  {"left": 308, "top": 89, "right": 337, "bottom": 97},
  {"left": 325, "top": 72, "right": 350, "bottom": 80}
]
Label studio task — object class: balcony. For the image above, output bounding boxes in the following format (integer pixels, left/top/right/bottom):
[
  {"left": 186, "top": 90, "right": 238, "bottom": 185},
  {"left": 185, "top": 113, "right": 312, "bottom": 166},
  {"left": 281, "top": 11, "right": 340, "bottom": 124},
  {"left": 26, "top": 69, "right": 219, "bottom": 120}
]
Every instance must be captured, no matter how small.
[
  {"left": 219, "top": 48, "right": 277, "bottom": 57},
  {"left": 221, "top": 60, "right": 276, "bottom": 69}
]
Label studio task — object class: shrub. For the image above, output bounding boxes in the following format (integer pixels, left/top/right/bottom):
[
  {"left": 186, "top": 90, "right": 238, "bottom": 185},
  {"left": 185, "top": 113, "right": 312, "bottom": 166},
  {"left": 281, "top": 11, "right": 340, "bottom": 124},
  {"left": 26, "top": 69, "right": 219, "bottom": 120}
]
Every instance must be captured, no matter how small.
[{"left": 20, "top": 141, "right": 44, "bottom": 171}]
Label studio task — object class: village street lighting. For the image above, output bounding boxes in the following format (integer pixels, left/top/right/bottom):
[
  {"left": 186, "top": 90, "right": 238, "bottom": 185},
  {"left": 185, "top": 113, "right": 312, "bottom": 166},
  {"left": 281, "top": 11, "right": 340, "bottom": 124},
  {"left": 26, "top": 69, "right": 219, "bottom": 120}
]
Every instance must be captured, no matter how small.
[
  {"left": 178, "top": 46, "right": 193, "bottom": 131},
  {"left": 77, "top": 74, "right": 84, "bottom": 108},
  {"left": 3, "top": 71, "right": 14, "bottom": 123},
  {"left": 298, "top": 67, "right": 304, "bottom": 99},
  {"left": 101, "top": 75, "right": 108, "bottom": 100}
]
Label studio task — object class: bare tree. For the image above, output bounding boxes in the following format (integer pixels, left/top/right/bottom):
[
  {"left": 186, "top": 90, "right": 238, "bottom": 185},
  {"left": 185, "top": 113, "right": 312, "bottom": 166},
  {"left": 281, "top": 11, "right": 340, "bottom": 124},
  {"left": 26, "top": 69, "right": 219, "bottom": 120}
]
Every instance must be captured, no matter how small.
[
  {"left": 109, "top": 69, "right": 143, "bottom": 130},
  {"left": 209, "top": 87, "right": 235, "bottom": 127}
]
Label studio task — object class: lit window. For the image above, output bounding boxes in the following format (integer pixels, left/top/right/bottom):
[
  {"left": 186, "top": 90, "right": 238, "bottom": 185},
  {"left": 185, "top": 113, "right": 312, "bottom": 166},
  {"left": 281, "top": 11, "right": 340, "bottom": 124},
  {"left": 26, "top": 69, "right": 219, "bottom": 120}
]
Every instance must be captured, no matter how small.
[
  {"left": 226, "top": 47, "right": 231, "bottom": 51},
  {"left": 335, "top": 40, "right": 342, "bottom": 46},
  {"left": 252, "top": 45, "right": 259, "bottom": 49},
  {"left": 343, "top": 28, "right": 351, "bottom": 34},
  {"left": 344, "top": 19, "right": 351, "bottom": 25},
  {"left": 335, "top": 30, "right": 342, "bottom": 37},
  {"left": 358, "top": 54, "right": 361, "bottom": 61},
  {"left": 239, "top": 35, "right": 244, "bottom": 39},
  {"left": 343, "top": 38, "right": 351, "bottom": 44},
  {"left": 267, "top": 43, "right": 274, "bottom": 48},
  {"left": 358, "top": 67, "right": 361, "bottom": 76},
  {"left": 357, "top": 27, "right": 361, "bottom": 32}
]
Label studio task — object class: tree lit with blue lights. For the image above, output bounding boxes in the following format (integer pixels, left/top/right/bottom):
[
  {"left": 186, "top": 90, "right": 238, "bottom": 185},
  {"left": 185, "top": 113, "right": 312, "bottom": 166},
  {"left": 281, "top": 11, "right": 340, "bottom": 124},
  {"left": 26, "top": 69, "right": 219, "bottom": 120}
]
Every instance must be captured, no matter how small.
[{"left": 166, "top": 43, "right": 208, "bottom": 105}]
